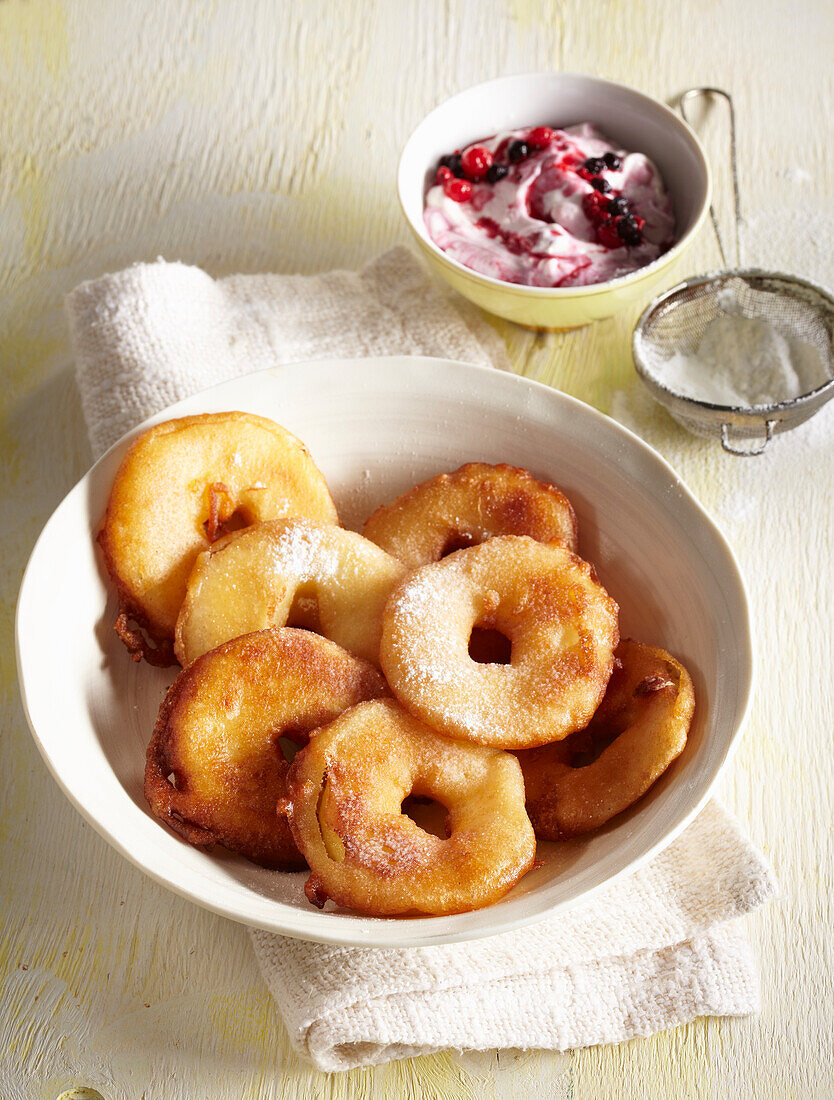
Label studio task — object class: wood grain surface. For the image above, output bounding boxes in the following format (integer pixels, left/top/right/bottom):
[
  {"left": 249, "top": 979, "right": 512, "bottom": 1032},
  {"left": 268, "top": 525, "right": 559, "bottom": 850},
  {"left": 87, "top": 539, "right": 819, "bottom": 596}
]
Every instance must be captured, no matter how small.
[{"left": 1, "top": 1, "right": 832, "bottom": 1097}]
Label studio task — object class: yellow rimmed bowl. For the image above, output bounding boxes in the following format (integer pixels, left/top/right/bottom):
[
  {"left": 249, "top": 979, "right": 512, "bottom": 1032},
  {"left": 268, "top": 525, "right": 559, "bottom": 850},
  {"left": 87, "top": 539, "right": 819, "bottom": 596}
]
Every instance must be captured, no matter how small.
[{"left": 398, "top": 72, "right": 711, "bottom": 330}]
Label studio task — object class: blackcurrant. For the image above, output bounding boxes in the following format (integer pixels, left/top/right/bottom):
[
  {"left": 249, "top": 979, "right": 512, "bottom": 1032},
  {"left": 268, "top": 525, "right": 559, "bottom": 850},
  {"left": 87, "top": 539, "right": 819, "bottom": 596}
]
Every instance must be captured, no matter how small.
[
  {"left": 485, "top": 163, "right": 509, "bottom": 183},
  {"left": 439, "top": 153, "right": 464, "bottom": 177},
  {"left": 617, "top": 215, "right": 642, "bottom": 244},
  {"left": 508, "top": 140, "right": 530, "bottom": 162}
]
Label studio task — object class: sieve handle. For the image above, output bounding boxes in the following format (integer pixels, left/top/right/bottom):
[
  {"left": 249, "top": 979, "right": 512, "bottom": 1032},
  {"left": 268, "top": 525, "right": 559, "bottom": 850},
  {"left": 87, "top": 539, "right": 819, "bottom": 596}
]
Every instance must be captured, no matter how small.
[
  {"left": 720, "top": 419, "right": 775, "bottom": 456},
  {"left": 679, "top": 87, "right": 741, "bottom": 268}
]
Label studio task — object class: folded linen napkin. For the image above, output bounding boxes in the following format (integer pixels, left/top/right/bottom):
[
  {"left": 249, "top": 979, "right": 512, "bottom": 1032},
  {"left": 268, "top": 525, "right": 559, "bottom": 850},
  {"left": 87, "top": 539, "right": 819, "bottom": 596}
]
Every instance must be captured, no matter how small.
[
  {"left": 68, "top": 246, "right": 510, "bottom": 457},
  {"left": 66, "top": 247, "right": 775, "bottom": 1073}
]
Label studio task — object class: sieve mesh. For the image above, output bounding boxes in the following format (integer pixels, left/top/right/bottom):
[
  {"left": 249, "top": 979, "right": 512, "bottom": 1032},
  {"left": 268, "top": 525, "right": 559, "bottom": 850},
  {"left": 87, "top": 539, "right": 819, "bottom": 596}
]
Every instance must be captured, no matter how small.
[
  {"left": 635, "top": 271, "right": 834, "bottom": 389},
  {"left": 633, "top": 88, "right": 834, "bottom": 454}
]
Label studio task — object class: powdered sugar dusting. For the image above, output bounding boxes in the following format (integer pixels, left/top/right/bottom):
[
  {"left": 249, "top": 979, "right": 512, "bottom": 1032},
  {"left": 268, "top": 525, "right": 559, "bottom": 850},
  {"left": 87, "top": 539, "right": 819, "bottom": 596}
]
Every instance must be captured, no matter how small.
[
  {"left": 270, "top": 521, "right": 342, "bottom": 582},
  {"left": 388, "top": 560, "right": 492, "bottom": 734}
]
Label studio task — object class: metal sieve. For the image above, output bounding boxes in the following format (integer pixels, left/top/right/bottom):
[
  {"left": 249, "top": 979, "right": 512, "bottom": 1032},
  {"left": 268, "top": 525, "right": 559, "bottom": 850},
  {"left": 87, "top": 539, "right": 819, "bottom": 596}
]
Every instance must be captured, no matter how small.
[{"left": 632, "top": 89, "right": 834, "bottom": 455}]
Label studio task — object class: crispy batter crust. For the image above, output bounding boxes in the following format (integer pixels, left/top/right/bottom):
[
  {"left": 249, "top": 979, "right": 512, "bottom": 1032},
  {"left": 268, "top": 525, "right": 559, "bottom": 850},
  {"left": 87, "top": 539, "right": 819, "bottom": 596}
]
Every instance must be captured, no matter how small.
[
  {"left": 99, "top": 412, "right": 339, "bottom": 657},
  {"left": 363, "top": 462, "right": 578, "bottom": 568},
  {"left": 144, "top": 628, "right": 387, "bottom": 869},
  {"left": 379, "top": 535, "right": 619, "bottom": 749},
  {"left": 286, "top": 699, "right": 536, "bottom": 916},
  {"left": 515, "top": 640, "right": 694, "bottom": 839},
  {"left": 113, "top": 600, "right": 178, "bottom": 666}
]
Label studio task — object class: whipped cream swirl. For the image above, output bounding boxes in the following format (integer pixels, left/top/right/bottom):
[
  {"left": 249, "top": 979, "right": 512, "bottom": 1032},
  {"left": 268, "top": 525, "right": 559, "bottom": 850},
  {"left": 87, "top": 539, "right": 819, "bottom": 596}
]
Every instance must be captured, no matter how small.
[{"left": 424, "top": 124, "right": 676, "bottom": 288}]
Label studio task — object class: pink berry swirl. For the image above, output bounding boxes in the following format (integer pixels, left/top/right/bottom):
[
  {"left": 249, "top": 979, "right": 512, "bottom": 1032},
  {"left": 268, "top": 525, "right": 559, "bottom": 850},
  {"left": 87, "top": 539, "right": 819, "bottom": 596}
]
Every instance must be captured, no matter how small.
[{"left": 423, "top": 123, "right": 675, "bottom": 288}]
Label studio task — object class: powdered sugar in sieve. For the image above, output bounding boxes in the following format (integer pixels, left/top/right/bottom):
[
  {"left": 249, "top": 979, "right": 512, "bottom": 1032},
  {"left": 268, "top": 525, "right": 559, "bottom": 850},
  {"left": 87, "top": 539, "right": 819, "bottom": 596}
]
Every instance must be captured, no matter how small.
[{"left": 632, "top": 89, "right": 834, "bottom": 455}]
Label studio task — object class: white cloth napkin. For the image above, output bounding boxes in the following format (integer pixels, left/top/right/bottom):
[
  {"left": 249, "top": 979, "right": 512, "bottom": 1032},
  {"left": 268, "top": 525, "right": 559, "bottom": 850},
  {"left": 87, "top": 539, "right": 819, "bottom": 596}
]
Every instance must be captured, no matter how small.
[
  {"left": 66, "top": 247, "right": 776, "bottom": 1073},
  {"left": 252, "top": 802, "right": 773, "bottom": 1071},
  {"left": 68, "top": 246, "right": 509, "bottom": 457}
]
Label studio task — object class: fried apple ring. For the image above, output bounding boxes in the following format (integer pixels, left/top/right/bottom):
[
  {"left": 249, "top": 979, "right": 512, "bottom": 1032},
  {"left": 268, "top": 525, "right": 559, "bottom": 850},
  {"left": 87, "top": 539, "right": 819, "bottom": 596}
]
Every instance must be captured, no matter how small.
[
  {"left": 99, "top": 412, "right": 339, "bottom": 659},
  {"left": 380, "top": 535, "right": 619, "bottom": 749},
  {"left": 363, "top": 462, "right": 578, "bottom": 568},
  {"left": 174, "top": 519, "right": 407, "bottom": 667},
  {"left": 285, "top": 699, "right": 536, "bottom": 915},
  {"left": 144, "top": 628, "right": 387, "bottom": 869},
  {"left": 516, "top": 641, "right": 694, "bottom": 839}
]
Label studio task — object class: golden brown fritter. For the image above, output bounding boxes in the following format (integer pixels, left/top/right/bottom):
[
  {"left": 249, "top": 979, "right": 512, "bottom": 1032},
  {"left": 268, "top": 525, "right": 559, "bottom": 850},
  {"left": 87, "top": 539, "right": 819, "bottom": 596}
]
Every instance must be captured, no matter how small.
[
  {"left": 286, "top": 699, "right": 536, "bottom": 915},
  {"left": 99, "top": 411, "right": 339, "bottom": 661},
  {"left": 363, "top": 462, "right": 577, "bottom": 568},
  {"left": 144, "top": 628, "right": 387, "bottom": 869},
  {"left": 380, "top": 536, "right": 619, "bottom": 749},
  {"left": 516, "top": 640, "right": 694, "bottom": 839}
]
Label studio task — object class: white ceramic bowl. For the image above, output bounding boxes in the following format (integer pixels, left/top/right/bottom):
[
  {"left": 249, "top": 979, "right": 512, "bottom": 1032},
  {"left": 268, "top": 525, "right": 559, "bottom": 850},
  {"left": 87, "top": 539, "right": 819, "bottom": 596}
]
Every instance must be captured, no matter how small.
[
  {"left": 16, "top": 357, "right": 751, "bottom": 947},
  {"left": 398, "top": 73, "right": 711, "bottom": 329}
]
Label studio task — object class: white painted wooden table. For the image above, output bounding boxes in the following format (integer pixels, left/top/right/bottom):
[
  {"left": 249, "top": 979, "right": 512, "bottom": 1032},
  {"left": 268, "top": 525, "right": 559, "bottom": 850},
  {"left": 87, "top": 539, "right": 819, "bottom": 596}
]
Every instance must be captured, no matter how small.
[{"left": 2, "top": 1, "right": 832, "bottom": 1096}]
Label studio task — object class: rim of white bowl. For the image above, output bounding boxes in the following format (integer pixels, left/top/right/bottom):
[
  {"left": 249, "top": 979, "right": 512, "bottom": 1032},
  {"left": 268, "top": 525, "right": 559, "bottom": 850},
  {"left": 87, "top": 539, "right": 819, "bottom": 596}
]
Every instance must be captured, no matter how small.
[
  {"left": 16, "top": 357, "right": 752, "bottom": 947},
  {"left": 398, "top": 71, "right": 712, "bottom": 298}
]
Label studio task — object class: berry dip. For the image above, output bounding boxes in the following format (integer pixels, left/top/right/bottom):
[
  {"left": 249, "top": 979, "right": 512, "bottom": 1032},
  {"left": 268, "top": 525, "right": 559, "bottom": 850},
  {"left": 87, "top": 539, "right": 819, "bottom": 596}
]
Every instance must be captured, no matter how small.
[{"left": 423, "top": 124, "right": 676, "bottom": 288}]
